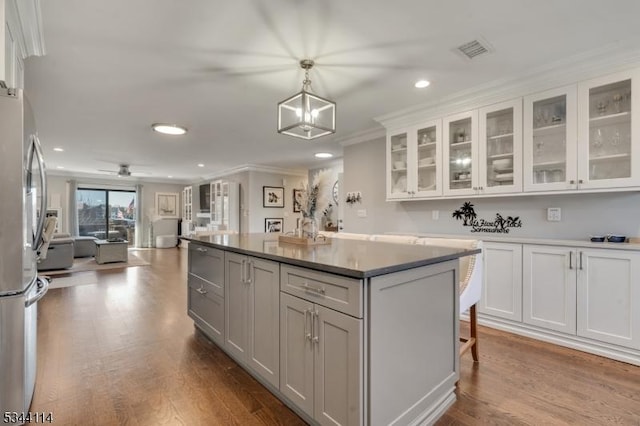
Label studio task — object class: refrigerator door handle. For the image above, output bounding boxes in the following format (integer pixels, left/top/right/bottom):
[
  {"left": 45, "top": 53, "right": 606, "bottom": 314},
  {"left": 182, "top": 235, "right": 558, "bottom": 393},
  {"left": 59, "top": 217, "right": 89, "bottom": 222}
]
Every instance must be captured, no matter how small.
[
  {"left": 28, "top": 135, "right": 48, "bottom": 251},
  {"left": 25, "top": 276, "right": 49, "bottom": 308}
]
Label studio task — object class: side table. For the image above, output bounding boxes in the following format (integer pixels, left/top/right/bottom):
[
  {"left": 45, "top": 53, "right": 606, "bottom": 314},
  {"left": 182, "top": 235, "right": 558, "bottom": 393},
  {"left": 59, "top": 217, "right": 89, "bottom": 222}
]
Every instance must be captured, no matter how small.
[{"left": 94, "top": 239, "right": 128, "bottom": 264}]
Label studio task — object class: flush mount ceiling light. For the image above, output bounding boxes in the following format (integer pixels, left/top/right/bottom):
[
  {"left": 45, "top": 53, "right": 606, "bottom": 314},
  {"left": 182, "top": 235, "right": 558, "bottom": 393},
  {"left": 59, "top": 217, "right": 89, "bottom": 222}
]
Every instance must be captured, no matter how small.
[
  {"left": 314, "top": 152, "right": 333, "bottom": 158},
  {"left": 277, "top": 59, "right": 336, "bottom": 140},
  {"left": 151, "top": 123, "right": 187, "bottom": 135},
  {"left": 53, "top": 147, "right": 64, "bottom": 152},
  {"left": 414, "top": 80, "right": 431, "bottom": 89}
]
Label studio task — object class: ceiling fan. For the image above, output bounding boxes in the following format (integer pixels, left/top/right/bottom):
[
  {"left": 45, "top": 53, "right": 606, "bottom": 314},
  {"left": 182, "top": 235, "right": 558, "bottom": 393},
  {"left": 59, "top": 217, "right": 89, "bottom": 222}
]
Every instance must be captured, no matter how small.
[{"left": 97, "top": 164, "right": 147, "bottom": 177}]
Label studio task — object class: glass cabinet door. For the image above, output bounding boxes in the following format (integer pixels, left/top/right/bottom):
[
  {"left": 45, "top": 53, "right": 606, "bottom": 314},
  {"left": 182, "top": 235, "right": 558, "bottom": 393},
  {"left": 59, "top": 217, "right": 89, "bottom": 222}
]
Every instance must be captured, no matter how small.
[
  {"left": 414, "top": 120, "right": 441, "bottom": 196},
  {"left": 479, "top": 99, "right": 522, "bottom": 194},
  {"left": 578, "top": 70, "right": 639, "bottom": 189},
  {"left": 443, "top": 110, "right": 478, "bottom": 195},
  {"left": 387, "top": 131, "right": 409, "bottom": 197},
  {"left": 524, "top": 85, "right": 578, "bottom": 192}
]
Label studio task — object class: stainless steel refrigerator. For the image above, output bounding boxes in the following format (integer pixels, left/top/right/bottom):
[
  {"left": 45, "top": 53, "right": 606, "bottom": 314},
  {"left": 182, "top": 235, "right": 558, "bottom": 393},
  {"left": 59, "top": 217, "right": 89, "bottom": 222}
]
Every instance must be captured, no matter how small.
[{"left": 0, "top": 88, "right": 50, "bottom": 413}]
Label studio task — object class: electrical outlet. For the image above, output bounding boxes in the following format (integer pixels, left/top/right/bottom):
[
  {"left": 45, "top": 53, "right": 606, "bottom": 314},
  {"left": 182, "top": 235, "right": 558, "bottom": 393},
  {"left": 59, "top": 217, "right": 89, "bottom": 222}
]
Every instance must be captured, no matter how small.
[
  {"left": 432, "top": 210, "right": 439, "bottom": 220},
  {"left": 547, "top": 207, "right": 561, "bottom": 222},
  {"left": 357, "top": 209, "right": 367, "bottom": 218}
]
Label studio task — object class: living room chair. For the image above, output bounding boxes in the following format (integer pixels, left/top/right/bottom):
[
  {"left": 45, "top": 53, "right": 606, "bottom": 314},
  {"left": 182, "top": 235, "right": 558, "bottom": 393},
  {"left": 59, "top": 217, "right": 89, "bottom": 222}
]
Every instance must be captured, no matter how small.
[
  {"left": 37, "top": 216, "right": 58, "bottom": 260},
  {"left": 415, "top": 238, "right": 483, "bottom": 362}
]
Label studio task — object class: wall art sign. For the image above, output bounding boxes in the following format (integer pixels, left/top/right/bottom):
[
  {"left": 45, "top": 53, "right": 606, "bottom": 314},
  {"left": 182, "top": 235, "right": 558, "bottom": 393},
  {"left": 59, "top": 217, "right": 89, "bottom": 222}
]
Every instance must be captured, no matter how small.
[{"left": 452, "top": 202, "right": 522, "bottom": 234}]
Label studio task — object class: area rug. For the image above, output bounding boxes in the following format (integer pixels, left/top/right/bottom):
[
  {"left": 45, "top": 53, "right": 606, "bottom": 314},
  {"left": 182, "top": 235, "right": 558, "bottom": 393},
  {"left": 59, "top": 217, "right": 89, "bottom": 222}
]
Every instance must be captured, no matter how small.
[{"left": 43, "top": 252, "right": 150, "bottom": 277}]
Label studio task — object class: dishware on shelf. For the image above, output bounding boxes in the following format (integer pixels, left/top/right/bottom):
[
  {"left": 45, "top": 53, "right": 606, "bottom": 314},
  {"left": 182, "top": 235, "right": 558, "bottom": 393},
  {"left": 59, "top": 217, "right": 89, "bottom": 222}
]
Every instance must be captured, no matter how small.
[
  {"left": 596, "top": 100, "right": 609, "bottom": 116},
  {"left": 492, "top": 158, "right": 513, "bottom": 171},
  {"left": 612, "top": 93, "right": 623, "bottom": 113},
  {"left": 607, "top": 235, "right": 627, "bottom": 243},
  {"left": 419, "top": 157, "right": 435, "bottom": 166},
  {"left": 393, "top": 160, "right": 406, "bottom": 170},
  {"left": 590, "top": 236, "right": 605, "bottom": 243}
]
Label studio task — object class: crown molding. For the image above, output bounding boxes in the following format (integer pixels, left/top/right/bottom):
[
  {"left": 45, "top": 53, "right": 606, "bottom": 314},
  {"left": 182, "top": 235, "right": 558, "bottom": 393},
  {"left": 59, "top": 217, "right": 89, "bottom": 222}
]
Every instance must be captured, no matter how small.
[
  {"left": 6, "top": 0, "right": 45, "bottom": 58},
  {"left": 335, "top": 126, "right": 386, "bottom": 146},
  {"left": 200, "top": 164, "right": 307, "bottom": 181},
  {"left": 376, "top": 41, "right": 640, "bottom": 130}
]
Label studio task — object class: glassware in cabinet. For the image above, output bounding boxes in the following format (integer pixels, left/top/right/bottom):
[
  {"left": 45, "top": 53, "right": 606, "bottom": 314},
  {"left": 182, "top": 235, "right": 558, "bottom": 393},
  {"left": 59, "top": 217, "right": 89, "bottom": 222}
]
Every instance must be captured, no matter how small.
[
  {"left": 415, "top": 124, "right": 440, "bottom": 194},
  {"left": 523, "top": 85, "right": 578, "bottom": 192},
  {"left": 577, "top": 69, "right": 640, "bottom": 189}
]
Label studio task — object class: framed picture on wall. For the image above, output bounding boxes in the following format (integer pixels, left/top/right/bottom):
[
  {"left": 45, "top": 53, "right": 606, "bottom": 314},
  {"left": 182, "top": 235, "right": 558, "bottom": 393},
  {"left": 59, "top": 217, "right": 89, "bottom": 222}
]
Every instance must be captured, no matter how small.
[
  {"left": 292, "top": 189, "right": 305, "bottom": 213},
  {"left": 265, "top": 218, "right": 284, "bottom": 233},
  {"left": 263, "top": 186, "right": 284, "bottom": 208},
  {"left": 155, "top": 192, "right": 179, "bottom": 218}
]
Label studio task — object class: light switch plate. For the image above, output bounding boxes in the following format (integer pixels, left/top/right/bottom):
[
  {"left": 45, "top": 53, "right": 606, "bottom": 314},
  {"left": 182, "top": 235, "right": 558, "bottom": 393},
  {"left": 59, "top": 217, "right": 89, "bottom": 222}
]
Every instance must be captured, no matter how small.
[{"left": 547, "top": 207, "right": 561, "bottom": 221}]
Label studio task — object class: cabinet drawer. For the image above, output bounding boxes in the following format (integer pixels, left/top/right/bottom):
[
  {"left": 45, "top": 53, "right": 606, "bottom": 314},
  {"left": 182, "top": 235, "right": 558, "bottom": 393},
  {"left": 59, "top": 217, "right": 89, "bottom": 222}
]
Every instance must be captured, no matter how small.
[
  {"left": 188, "top": 243, "right": 224, "bottom": 297},
  {"left": 280, "top": 265, "right": 363, "bottom": 318},
  {"left": 188, "top": 279, "right": 224, "bottom": 346}
]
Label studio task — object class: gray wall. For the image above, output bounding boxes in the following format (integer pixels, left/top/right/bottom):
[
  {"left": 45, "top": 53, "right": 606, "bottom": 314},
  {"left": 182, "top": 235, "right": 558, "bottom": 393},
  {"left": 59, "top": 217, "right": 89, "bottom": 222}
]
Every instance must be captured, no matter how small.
[
  {"left": 343, "top": 137, "right": 640, "bottom": 240},
  {"left": 247, "top": 170, "right": 303, "bottom": 233},
  {"left": 308, "top": 160, "right": 343, "bottom": 228},
  {"left": 46, "top": 174, "right": 185, "bottom": 247}
]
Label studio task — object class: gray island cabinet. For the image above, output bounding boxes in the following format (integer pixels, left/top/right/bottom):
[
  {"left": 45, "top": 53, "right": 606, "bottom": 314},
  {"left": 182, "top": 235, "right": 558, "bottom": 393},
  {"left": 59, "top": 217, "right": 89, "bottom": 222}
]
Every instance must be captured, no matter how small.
[{"left": 185, "top": 234, "right": 479, "bottom": 426}]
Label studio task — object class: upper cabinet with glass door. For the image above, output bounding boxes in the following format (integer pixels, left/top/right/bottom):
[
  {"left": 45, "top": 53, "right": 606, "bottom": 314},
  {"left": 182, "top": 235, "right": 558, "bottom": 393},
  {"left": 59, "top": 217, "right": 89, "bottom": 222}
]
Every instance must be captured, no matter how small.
[
  {"left": 386, "top": 121, "right": 442, "bottom": 199},
  {"left": 478, "top": 99, "right": 523, "bottom": 194},
  {"left": 387, "top": 130, "right": 410, "bottom": 198},
  {"left": 523, "top": 85, "right": 578, "bottom": 192},
  {"left": 577, "top": 70, "right": 640, "bottom": 189},
  {"left": 443, "top": 110, "right": 478, "bottom": 196}
]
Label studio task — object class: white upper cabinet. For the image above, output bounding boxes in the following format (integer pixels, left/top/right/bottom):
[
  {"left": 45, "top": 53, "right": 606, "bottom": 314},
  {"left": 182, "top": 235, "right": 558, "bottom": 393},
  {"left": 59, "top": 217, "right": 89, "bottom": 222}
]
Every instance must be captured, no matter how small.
[
  {"left": 478, "top": 98, "right": 523, "bottom": 194},
  {"left": 386, "top": 120, "right": 443, "bottom": 199},
  {"left": 523, "top": 85, "right": 578, "bottom": 192},
  {"left": 443, "top": 110, "right": 478, "bottom": 196},
  {"left": 577, "top": 69, "right": 640, "bottom": 189}
]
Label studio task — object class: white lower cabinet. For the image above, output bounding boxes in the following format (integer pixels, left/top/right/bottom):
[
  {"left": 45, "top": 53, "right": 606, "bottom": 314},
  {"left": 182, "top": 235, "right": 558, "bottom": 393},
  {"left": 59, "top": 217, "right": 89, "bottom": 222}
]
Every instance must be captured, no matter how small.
[
  {"left": 522, "top": 245, "right": 640, "bottom": 350},
  {"left": 523, "top": 245, "right": 576, "bottom": 334},
  {"left": 479, "top": 242, "right": 523, "bottom": 321},
  {"left": 224, "top": 251, "right": 280, "bottom": 388},
  {"left": 280, "top": 292, "right": 362, "bottom": 426},
  {"left": 577, "top": 249, "right": 640, "bottom": 349}
]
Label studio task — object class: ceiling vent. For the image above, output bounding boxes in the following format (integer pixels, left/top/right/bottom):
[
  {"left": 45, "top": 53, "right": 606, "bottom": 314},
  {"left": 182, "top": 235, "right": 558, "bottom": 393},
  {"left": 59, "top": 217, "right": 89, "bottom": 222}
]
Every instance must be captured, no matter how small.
[{"left": 455, "top": 38, "right": 492, "bottom": 60}]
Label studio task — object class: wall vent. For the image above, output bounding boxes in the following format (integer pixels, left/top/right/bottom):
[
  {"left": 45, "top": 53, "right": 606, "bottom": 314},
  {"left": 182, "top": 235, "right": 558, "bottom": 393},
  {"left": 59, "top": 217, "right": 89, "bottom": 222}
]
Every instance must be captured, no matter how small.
[{"left": 456, "top": 38, "right": 492, "bottom": 60}]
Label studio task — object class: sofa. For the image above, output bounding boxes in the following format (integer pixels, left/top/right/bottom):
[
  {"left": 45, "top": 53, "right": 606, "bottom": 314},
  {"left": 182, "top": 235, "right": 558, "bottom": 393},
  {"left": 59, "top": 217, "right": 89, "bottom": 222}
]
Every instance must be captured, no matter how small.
[{"left": 37, "top": 233, "right": 99, "bottom": 271}]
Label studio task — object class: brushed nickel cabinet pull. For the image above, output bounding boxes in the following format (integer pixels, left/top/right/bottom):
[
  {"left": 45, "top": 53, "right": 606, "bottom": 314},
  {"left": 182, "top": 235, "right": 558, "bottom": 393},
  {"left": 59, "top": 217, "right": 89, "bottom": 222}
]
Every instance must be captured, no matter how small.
[{"left": 569, "top": 252, "right": 573, "bottom": 270}]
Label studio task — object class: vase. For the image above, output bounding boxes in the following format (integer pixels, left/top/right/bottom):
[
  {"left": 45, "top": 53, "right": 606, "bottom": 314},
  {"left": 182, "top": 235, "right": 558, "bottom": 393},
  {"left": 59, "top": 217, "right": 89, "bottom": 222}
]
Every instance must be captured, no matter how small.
[{"left": 301, "top": 217, "right": 318, "bottom": 240}]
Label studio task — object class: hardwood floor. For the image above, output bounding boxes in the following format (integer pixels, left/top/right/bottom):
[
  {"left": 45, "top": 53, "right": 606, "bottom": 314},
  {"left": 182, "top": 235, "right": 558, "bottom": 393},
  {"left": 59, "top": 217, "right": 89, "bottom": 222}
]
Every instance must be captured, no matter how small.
[{"left": 31, "top": 248, "right": 640, "bottom": 425}]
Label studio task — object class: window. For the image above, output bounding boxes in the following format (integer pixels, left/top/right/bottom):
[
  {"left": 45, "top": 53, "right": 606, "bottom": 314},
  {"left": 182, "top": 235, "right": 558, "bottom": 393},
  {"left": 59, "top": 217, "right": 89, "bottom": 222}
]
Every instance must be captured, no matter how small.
[{"left": 77, "top": 188, "right": 136, "bottom": 245}]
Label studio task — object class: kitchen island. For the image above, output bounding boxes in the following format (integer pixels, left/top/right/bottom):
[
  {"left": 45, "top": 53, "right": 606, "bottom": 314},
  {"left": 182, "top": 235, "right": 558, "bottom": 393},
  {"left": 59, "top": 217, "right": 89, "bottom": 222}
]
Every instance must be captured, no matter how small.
[{"left": 183, "top": 234, "right": 480, "bottom": 425}]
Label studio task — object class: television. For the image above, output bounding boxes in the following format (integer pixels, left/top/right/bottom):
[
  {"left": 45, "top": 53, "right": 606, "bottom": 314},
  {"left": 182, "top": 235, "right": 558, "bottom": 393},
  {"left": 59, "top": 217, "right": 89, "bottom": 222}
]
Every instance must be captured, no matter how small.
[{"left": 199, "top": 184, "right": 210, "bottom": 212}]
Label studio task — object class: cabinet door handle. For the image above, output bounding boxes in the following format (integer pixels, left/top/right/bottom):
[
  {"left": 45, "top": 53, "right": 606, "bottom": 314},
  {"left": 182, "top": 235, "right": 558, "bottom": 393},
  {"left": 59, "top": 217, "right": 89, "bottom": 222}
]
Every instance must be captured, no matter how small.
[
  {"left": 304, "top": 309, "right": 312, "bottom": 341},
  {"left": 312, "top": 310, "right": 319, "bottom": 344},
  {"left": 569, "top": 252, "right": 573, "bottom": 270},
  {"left": 579, "top": 252, "right": 583, "bottom": 270},
  {"left": 578, "top": 179, "right": 584, "bottom": 184},
  {"left": 240, "top": 259, "right": 246, "bottom": 283},
  {"left": 196, "top": 247, "right": 207, "bottom": 253},
  {"left": 196, "top": 285, "right": 208, "bottom": 295},
  {"left": 246, "top": 260, "right": 253, "bottom": 284},
  {"left": 569, "top": 180, "right": 575, "bottom": 185}
]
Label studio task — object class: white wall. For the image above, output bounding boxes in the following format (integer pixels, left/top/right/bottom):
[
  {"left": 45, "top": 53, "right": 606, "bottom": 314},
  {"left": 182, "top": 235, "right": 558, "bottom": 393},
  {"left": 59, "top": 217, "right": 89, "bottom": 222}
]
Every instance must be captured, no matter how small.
[
  {"left": 247, "top": 170, "right": 304, "bottom": 233},
  {"left": 343, "top": 138, "right": 640, "bottom": 240},
  {"left": 46, "top": 174, "right": 185, "bottom": 247}
]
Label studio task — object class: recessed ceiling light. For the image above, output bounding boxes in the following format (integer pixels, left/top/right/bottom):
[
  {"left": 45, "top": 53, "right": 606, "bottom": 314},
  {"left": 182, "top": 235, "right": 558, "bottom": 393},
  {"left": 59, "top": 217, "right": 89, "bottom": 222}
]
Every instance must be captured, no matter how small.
[
  {"left": 168, "top": 175, "right": 173, "bottom": 178},
  {"left": 152, "top": 123, "right": 187, "bottom": 135},
  {"left": 314, "top": 152, "right": 333, "bottom": 158},
  {"left": 414, "top": 80, "right": 431, "bottom": 89},
  {"left": 197, "top": 163, "right": 204, "bottom": 167},
  {"left": 56, "top": 166, "right": 64, "bottom": 169},
  {"left": 53, "top": 147, "right": 64, "bottom": 152}
]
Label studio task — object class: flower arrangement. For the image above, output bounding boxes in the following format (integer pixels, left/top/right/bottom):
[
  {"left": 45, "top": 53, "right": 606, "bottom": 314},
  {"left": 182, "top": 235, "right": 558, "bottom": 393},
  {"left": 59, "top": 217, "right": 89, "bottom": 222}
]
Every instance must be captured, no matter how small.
[{"left": 297, "top": 169, "right": 332, "bottom": 220}]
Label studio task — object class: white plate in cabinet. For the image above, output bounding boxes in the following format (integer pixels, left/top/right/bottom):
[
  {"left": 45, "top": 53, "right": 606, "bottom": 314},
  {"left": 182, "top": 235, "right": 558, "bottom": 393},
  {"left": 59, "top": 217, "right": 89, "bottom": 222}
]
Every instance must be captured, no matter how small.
[
  {"left": 523, "top": 85, "right": 578, "bottom": 192},
  {"left": 577, "top": 69, "right": 640, "bottom": 190}
]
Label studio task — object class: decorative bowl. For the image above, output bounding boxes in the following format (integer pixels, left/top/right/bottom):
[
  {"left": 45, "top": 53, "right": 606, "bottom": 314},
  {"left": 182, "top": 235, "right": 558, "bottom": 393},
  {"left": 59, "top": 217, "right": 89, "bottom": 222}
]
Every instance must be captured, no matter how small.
[
  {"left": 492, "top": 158, "right": 513, "bottom": 170},
  {"left": 607, "top": 235, "right": 627, "bottom": 243},
  {"left": 590, "top": 236, "right": 605, "bottom": 242}
]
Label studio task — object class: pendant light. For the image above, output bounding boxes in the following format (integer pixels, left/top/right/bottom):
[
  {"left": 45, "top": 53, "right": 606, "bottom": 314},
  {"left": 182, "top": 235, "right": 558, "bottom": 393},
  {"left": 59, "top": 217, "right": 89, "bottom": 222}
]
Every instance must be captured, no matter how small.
[{"left": 277, "top": 59, "right": 336, "bottom": 140}]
